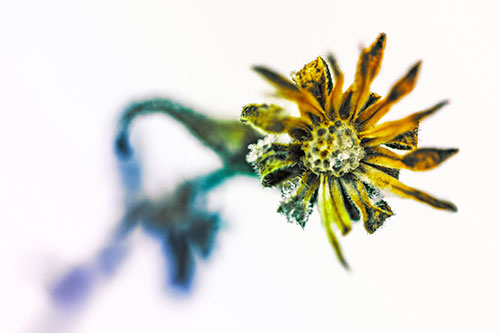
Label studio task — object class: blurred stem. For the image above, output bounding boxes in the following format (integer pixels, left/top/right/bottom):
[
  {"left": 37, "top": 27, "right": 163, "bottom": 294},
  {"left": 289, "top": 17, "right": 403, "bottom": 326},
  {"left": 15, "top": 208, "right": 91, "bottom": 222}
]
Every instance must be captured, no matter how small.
[{"left": 115, "top": 98, "right": 262, "bottom": 175}]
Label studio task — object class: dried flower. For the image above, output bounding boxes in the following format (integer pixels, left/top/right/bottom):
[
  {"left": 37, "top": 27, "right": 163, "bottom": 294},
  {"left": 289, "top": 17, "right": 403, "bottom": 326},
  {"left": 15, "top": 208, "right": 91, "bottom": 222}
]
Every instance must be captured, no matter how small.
[{"left": 241, "top": 33, "right": 458, "bottom": 268}]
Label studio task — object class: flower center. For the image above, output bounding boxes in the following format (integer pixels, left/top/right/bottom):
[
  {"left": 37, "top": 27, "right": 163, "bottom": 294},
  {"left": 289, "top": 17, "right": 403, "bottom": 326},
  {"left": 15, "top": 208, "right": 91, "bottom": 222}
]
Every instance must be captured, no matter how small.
[{"left": 302, "top": 120, "right": 365, "bottom": 177}]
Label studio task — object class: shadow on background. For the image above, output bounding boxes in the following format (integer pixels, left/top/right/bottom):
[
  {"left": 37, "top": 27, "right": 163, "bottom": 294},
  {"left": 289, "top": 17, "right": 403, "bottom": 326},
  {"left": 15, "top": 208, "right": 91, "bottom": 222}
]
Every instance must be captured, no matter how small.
[{"left": 49, "top": 98, "right": 262, "bottom": 311}]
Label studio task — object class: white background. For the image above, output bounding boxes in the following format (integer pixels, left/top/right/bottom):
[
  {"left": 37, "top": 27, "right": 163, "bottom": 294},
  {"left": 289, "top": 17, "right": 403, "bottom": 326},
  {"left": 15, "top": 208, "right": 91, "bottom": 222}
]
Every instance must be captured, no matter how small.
[{"left": 1, "top": 0, "right": 499, "bottom": 332}]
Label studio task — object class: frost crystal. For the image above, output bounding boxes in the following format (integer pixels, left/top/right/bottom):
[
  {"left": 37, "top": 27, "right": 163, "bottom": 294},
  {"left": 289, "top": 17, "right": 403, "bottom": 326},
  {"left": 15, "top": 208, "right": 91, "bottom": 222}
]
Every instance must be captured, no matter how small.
[{"left": 278, "top": 177, "right": 313, "bottom": 228}]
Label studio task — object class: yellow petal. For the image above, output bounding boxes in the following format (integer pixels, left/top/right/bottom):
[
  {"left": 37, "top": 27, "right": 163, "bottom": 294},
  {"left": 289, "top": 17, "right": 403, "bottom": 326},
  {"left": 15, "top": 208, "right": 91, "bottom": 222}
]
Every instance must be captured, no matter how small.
[
  {"left": 317, "top": 175, "right": 352, "bottom": 236},
  {"left": 348, "top": 33, "right": 387, "bottom": 123},
  {"left": 356, "top": 61, "right": 421, "bottom": 130},
  {"left": 253, "top": 66, "right": 325, "bottom": 120},
  {"left": 384, "top": 126, "right": 419, "bottom": 150},
  {"left": 337, "top": 179, "right": 361, "bottom": 222},
  {"left": 323, "top": 216, "right": 350, "bottom": 270},
  {"left": 326, "top": 53, "right": 345, "bottom": 120},
  {"left": 364, "top": 146, "right": 459, "bottom": 172},
  {"left": 362, "top": 146, "right": 407, "bottom": 169},
  {"left": 318, "top": 175, "right": 350, "bottom": 269},
  {"left": 353, "top": 163, "right": 457, "bottom": 212},
  {"left": 252, "top": 65, "right": 298, "bottom": 93},
  {"left": 401, "top": 148, "right": 459, "bottom": 171},
  {"left": 341, "top": 175, "right": 393, "bottom": 234},
  {"left": 240, "top": 103, "right": 312, "bottom": 139},
  {"left": 338, "top": 89, "right": 354, "bottom": 120},
  {"left": 358, "top": 92, "right": 382, "bottom": 117},
  {"left": 359, "top": 100, "right": 447, "bottom": 147},
  {"left": 292, "top": 57, "right": 332, "bottom": 114}
]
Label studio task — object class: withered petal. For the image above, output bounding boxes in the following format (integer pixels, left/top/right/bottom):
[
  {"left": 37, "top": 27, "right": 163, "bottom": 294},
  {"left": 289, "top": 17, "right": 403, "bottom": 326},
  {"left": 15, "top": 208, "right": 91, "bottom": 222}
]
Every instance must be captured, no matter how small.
[
  {"left": 318, "top": 175, "right": 352, "bottom": 236},
  {"left": 349, "top": 33, "right": 387, "bottom": 123},
  {"left": 353, "top": 163, "right": 457, "bottom": 212},
  {"left": 278, "top": 173, "right": 320, "bottom": 228},
  {"left": 359, "top": 100, "right": 447, "bottom": 147},
  {"left": 247, "top": 141, "right": 303, "bottom": 187},
  {"left": 292, "top": 57, "right": 331, "bottom": 117},
  {"left": 253, "top": 65, "right": 326, "bottom": 120},
  {"left": 341, "top": 175, "right": 393, "bottom": 234},
  {"left": 365, "top": 146, "right": 458, "bottom": 172},
  {"left": 356, "top": 61, "right": 422, "bottom": 129},
  {"left": 383, "top": 126, "right": 419, "bottom": 150},
  {"left": 241, "top": 103, "right": 312, "bottom": 138},
  {"left": 401, "top": 148, "right": 459, "bottom": 171},
  {"left": 326, "top": 53, "right": 345, "bottom": 120}
]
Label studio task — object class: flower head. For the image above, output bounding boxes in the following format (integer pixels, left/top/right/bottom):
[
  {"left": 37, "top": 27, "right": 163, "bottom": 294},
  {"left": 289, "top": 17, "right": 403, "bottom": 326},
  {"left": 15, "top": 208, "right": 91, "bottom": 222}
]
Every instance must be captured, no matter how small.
[{"left": 240, "top": 33, "right": 458, "bottom": 269}]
